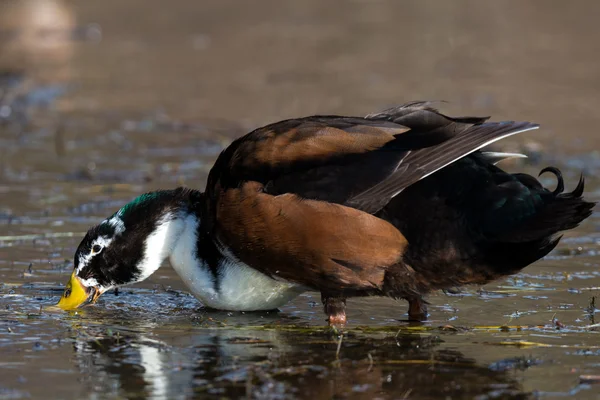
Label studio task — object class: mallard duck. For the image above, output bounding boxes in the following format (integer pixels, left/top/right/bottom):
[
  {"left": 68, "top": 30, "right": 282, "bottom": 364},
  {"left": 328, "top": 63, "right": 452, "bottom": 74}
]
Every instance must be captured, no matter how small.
[{"left": 57, "top": 101, "right": 595, "bottom": 325}]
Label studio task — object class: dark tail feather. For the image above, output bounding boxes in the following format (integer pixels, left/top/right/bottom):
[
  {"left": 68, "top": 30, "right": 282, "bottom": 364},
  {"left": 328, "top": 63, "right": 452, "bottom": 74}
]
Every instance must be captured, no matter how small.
[
  {"left": 497, "top": 173, "right": 594, "bottom": 243},
  {"left": 486, "top": 170, "right": 595, "bottom": 271}
]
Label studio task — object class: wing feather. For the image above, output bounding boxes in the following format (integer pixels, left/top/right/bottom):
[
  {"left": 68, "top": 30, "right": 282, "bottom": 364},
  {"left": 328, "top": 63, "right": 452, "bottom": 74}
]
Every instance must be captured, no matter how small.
[{"left": 206, "top": 102, "right": 539, "bottom": 214}]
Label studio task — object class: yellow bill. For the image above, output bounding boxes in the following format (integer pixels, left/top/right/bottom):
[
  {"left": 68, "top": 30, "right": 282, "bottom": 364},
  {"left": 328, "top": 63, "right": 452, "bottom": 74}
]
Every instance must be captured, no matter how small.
[{"left": 57, "top": 272, "right": 91, "bottom": 310}]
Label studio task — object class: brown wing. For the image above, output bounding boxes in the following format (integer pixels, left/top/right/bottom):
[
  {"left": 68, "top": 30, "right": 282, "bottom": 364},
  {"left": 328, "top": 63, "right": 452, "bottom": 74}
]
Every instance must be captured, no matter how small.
[
  {"left": 205, "top": 116, "right": 411, "bottom": 206},
  {"left": 215, "top": 182, "right": 407, "bottom": 291},
  {"left": 206, "top": 101, "right": 539, "bottom": 213}
]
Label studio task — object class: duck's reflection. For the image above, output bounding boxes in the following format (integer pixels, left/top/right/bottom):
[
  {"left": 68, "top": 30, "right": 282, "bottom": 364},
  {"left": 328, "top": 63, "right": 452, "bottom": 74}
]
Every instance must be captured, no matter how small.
[
  {"left": 70, "top": 317, "right": 529, "bottom": 399},
  {"left": 73, "top": 333, "right": 190, "bottom": 400}
]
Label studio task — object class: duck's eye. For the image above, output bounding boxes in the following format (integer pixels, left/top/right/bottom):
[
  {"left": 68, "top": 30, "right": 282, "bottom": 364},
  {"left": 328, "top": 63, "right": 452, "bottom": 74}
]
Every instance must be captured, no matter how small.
[{"left": 92, "top": 244, "right": 102, "bottom": 254}]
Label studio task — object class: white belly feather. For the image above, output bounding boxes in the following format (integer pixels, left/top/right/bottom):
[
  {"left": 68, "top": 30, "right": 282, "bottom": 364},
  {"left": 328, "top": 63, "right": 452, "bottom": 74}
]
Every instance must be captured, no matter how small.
[{"left": 168, "top": 216, "right": 304, "bottom": 311}]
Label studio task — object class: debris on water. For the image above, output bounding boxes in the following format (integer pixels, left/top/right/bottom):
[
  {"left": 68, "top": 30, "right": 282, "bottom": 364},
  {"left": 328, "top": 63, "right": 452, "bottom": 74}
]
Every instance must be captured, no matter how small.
[
  {"left": 476, "top": 289, "right": 517, "bottom": 299},
  {"left": 551, "top": 314, "right": 565, "bottom": 330},
  {"left": 21, "top": 263, "right": 34, "bottom": 278},
  {"left": 489, "top": 356, "right": 541, "bottom": 372},
  {"left": 579, "top": 375, "right": 600, "bottom": 384},
  {"left": 491, "top": 340, "right": 552, "bottom": 348},
  {"left": 587, "top": 296, "right": 596, "bottom": 312},
  {"left": 584, "top": 323, "right": 600, "bottom": 330}
]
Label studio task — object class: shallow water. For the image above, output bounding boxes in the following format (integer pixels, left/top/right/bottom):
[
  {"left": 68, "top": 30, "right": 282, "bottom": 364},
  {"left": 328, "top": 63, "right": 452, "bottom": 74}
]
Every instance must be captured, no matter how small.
[{"left": 1, "top": 1, "right": 600, "bottom": 399}]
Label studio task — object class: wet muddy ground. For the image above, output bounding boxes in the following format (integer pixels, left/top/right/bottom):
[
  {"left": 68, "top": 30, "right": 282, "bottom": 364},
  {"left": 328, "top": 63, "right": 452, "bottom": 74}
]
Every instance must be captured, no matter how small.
[{"left": 1, "top": 1, "right": 599, "bottom": 399}]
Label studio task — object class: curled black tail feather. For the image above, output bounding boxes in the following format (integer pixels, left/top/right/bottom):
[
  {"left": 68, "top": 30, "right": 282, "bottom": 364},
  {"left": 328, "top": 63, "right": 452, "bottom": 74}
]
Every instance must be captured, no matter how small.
[
  {"left": 496, "top": 169, "right": 594, "bottom": 243},
  {"left": 571, "top": 174, "right": 585, "bottom": 198},
  {"left": 487, "top": 169, "right": 595, "bottom": 271},
  {"left": 539, "top": 166, "right": 565, "bottom": 195}
]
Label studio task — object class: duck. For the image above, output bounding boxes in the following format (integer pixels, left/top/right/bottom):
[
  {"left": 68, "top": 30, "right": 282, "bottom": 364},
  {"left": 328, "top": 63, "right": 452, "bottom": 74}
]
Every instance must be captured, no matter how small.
[{"left": 56, "top": 101, "right": 595, "bottom": 326}]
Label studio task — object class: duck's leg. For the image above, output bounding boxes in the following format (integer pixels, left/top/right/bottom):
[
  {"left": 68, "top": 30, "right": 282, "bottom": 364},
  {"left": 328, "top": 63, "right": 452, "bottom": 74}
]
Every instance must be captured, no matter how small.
[
  {"left": 406, "top": 296, "right": 428, "bottom": 321},
  {"left": 322, "top": 293, "right": 347, "bottom": 327}
]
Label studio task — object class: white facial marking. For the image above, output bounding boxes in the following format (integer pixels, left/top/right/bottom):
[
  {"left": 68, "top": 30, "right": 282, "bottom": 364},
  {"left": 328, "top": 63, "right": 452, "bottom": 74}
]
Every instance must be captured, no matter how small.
[
  {"left": 107, "top": 215, "right": 126, "bottom": 234},
  {"left": 79, "top": 277, "right": 100, "bottom": 287},
  {"left": 75, "top": 216, "right": 125, "bottom": 279},
  {"left": 76, "top": 235, "right": 114, "bottom": 274}
]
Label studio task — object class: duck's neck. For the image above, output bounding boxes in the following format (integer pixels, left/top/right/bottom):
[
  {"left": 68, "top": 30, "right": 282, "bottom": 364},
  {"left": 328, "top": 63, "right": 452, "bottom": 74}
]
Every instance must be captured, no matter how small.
[
  {"left": 125, "top": 188, "right": 205, "bottom": 283},
  {"left": 136, "top": 211, "right": 201, "bottom": 282}
]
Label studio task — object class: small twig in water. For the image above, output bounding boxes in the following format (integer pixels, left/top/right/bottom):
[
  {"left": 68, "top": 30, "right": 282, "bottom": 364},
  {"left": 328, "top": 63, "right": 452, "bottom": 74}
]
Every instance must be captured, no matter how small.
[
  {"left": 429, "top": 352, "right": 436, "bottom": 370},
  {"left": 245, "top": 367, "right": 253, "bottom": 399},
  {"left": 505, "top": 315, "right": 515, "bottom": 327},
  {"left": 336, "top": 334, "right": 343, "bottom": 359},
  {"left": 367, "top": 352, "right": 374, "bottom": 372},
  {"left": 551, "top": 314, "right": 564, "bottom": 329},
  {"left": 587, "top": 296, "right": 596, "bottom": 325}
]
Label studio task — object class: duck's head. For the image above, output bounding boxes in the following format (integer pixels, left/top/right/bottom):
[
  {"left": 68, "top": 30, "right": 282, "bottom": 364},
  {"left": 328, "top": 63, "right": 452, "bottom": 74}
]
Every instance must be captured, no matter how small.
[
  {"left": 57, "top": 215, "right": 129, "bottom": 310},
  {"left": 57, "top": 187, "right": 201, "bottom": 310}
]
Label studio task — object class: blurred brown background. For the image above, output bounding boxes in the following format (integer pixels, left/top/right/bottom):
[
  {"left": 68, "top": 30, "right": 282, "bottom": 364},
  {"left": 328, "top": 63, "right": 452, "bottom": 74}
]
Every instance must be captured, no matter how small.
[{"left": 2, "top": 0, "right": 600, "bottom": 146}]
